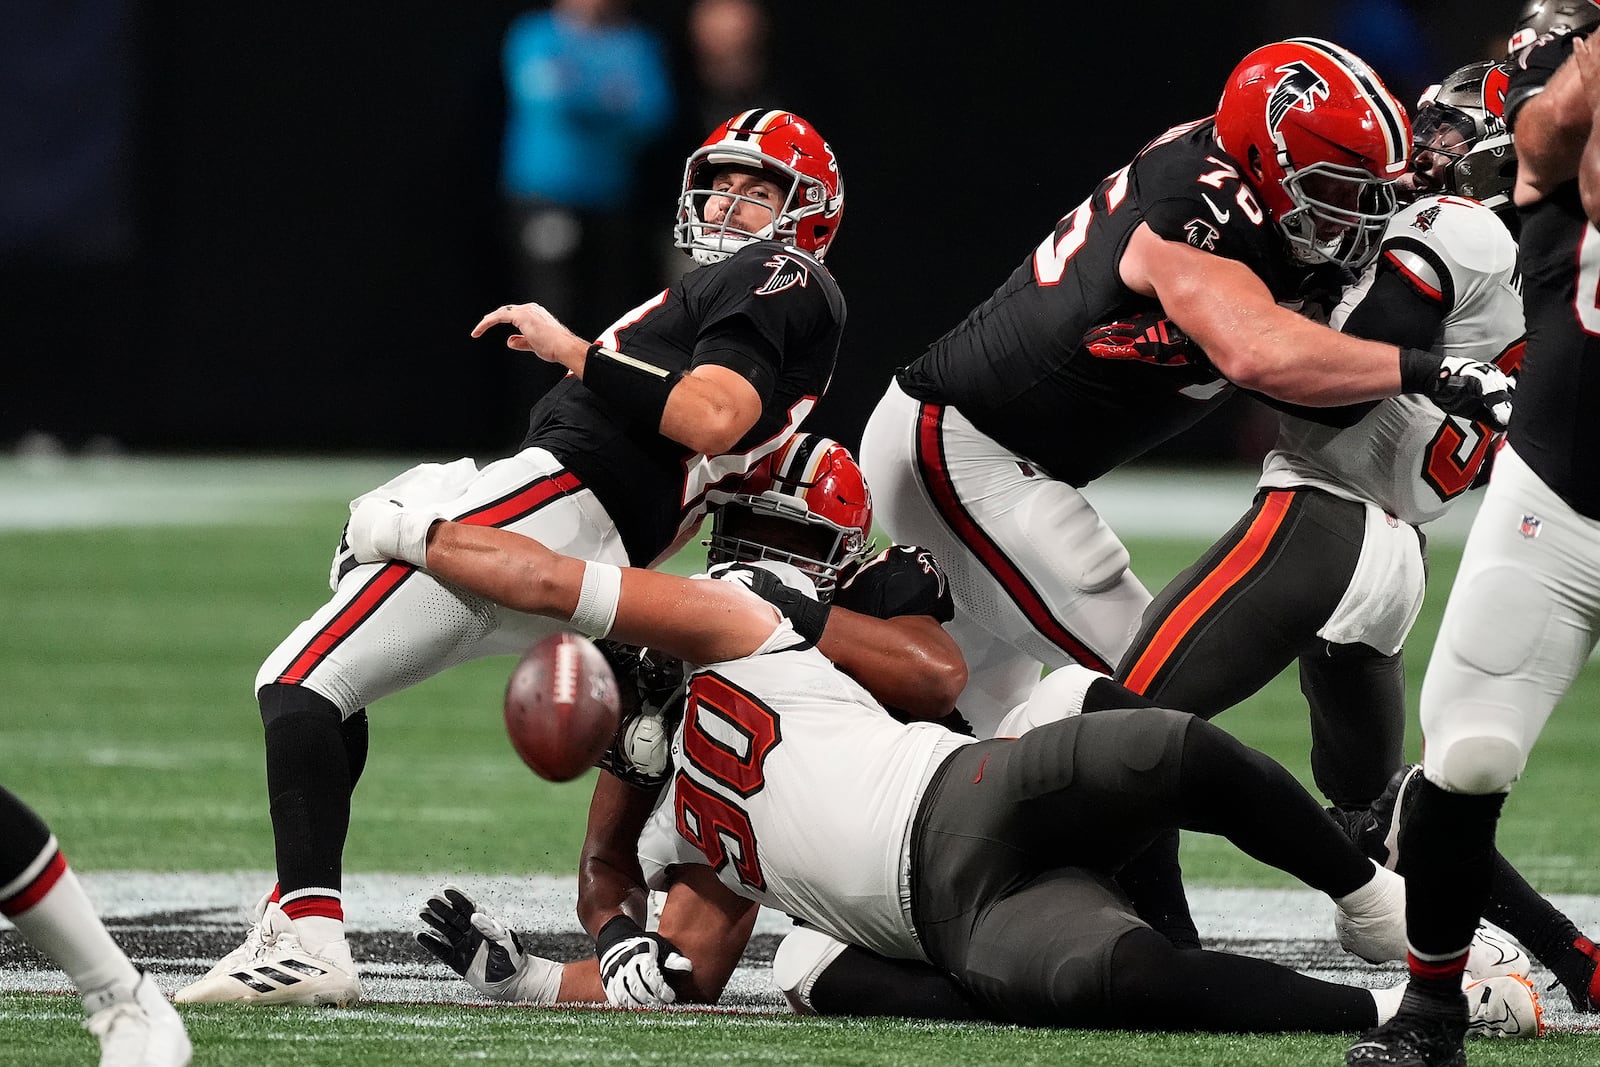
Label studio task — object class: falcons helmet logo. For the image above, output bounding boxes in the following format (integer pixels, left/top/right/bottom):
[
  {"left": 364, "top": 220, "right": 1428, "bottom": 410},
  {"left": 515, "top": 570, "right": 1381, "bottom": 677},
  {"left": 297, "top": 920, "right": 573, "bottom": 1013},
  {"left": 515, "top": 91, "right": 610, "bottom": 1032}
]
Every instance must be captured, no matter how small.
[
  {"left": 755, "top": 253, "right": 811, "bottom": 297},
  {"left": 1266, "top": 60, "right": 1331, "bottom": 134}
]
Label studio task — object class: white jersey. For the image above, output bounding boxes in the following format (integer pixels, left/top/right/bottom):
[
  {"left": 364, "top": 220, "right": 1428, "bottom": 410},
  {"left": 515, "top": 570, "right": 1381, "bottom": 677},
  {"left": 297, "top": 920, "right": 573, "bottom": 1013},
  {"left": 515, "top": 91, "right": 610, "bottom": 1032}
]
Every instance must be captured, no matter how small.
[
  {"left": 637, "top": 611, "right": 974, "bottom": 961},
  {"left": 1259, "top": 195, "right": 1523, "bottom": 525}
]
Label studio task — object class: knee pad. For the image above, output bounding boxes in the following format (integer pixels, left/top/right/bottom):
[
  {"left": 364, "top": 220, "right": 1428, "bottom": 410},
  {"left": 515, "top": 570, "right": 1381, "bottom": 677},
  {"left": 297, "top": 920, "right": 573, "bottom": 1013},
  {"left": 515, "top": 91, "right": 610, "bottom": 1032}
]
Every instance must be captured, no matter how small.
[
  {"left": 258, "top": 682, "right": 344, "bottom": 728},
  {"left": 1422, "top": 728, "right": 1524, "bottom": 795},
  {"left": 1017, "top": 484, "right": 1130, "bottom": 594},
  {"left": 771, "top": 926, "right": 849, "bottom": 1014}
]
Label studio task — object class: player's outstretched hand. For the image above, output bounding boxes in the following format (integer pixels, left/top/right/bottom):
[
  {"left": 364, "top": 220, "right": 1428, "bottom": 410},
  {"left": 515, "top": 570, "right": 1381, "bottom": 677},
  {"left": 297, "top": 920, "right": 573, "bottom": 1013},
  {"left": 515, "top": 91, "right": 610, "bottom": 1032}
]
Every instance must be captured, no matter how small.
[
  {"left": 595, "top": 915, "right": 693, "bottom": 1009},
  {"left": 470, "top": 302, "right": 574, "bottom": 362},
  {"left": 1401, "top": 350, "right": 1514, "bottom": 430},
  {"left": 416, "top": 885, "right": 536, "bottom": 1001}
]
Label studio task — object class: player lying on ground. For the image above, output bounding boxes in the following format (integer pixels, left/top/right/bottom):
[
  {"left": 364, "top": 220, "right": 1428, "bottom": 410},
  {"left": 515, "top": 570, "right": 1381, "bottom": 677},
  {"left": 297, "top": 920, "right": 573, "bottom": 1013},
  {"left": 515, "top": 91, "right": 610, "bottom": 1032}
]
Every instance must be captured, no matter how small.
[
  {"left": 1, "top": 785, "right": 191, "bottom": 1067},
  {"left": 337, "top": 496, "right": 1541, "bottom": 1034}
]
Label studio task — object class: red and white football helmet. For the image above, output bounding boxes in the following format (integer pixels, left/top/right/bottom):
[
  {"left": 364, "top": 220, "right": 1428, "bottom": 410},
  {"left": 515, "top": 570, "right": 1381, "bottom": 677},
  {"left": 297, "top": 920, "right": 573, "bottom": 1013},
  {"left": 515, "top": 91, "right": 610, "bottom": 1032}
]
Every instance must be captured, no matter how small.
[
  {"left": 707, "top": 433, "right": 874, "bottom": 602},
  {"left": 1214, "top": 38, "right": 1410, "bottom": 269},
  {"left": 676, "top": 109, "right": 844, "bottom": 265},
  {"left": 1508, "top": 1, "right": 1600, "bottom": 59},
  {"left": 1412, "top": 61, "right": 1517, "bottom": 211}
]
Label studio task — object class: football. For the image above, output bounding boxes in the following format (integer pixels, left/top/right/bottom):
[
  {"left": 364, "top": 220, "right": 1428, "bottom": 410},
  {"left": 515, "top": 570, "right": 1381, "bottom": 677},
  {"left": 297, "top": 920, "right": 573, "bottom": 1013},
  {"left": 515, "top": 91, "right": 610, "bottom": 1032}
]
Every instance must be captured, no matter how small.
[{"left": 503, "top": 632, "right": 622, "bottom": 782}]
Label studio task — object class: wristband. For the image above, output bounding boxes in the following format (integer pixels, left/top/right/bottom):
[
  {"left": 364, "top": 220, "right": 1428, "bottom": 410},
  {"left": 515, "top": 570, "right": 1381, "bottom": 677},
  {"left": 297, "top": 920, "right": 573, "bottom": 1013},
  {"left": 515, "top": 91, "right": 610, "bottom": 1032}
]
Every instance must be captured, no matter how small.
[
  {"left": 571, "top": 560, "right": 622, "bottom": 638},
  {"left": 583, "top": 343, "right": 684, "bottom": 426},
  {"left": 594, "top": 914, "right": 646, "bottom": 957},
  {"left": 1398, "top": 347, "right": 1443, "bottom": 394}
]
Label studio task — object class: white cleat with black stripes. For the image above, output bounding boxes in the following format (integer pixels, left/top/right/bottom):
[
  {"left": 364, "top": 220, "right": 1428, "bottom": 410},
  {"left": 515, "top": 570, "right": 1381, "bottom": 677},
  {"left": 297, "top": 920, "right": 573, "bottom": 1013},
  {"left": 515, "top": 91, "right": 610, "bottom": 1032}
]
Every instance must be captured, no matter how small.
[{"left": 176, "top": 902, "right": 361, "bottom": 1007}]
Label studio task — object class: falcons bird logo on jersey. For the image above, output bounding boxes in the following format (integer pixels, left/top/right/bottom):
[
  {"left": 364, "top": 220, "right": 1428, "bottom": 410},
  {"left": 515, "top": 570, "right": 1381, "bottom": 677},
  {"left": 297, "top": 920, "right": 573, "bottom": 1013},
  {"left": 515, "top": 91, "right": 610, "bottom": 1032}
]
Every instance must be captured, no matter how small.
[
  {"left": 755, "top": 253, "right": 811, "bottom": 297},
  {"left": 1267, "top": 60, "right": 1331, "bottom": 132}
]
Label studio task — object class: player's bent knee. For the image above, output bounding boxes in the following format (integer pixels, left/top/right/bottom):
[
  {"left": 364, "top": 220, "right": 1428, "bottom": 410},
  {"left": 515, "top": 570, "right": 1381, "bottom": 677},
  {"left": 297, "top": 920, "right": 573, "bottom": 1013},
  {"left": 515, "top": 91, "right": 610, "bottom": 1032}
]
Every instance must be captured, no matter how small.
[
  {"left": 1423, "top": 731, "right": 1524, "bottom": 795},
  {"left": 258, "top": 682, "right": 344, "bottom": 727},
  {"left": 771, "top": 926, "right": 850, "bottom": 1015},
  {"left": 1017, "top": 484, "right": 1130, "bottom": 594}
]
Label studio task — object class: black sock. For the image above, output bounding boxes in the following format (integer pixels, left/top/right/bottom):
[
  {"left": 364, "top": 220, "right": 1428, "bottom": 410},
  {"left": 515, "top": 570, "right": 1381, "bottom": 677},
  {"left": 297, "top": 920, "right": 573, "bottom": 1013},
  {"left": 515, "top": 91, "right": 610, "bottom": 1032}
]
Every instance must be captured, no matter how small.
[
  {"left": 1176, "top": 720, "right": 1372, "bottom": 897},
  {"left": 1105, "top": 927, "right": 1376, "bottom": 1032},
  {"left": 1114, "top": 831, "right": 1201, "bottom": 949},
  {"left": 0, "top": 786, "right": 52, "bottom": 884},
  {"left": 342, "top": 709, "right": 370, "bottom": 788},
  {"left": 1400, "top": 777, "right": 1503, "bottom": 968},
  {"left": 810, "top": 945, "right": 985, "bottom": 1020},
  {"left": 259, "top": 684, "right": 352, "bottom": 895}
]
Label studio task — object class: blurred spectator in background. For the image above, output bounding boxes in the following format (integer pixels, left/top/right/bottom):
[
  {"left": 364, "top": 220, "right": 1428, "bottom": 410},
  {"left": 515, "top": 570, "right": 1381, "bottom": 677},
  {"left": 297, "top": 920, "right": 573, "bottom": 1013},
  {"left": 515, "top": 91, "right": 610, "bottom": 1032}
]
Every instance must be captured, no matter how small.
[
  {"left": 499, "top": 0, "right": 673, "bottom": 345},
  {"left": 686, "top": 0, "right": 785, "bottom": 136}
]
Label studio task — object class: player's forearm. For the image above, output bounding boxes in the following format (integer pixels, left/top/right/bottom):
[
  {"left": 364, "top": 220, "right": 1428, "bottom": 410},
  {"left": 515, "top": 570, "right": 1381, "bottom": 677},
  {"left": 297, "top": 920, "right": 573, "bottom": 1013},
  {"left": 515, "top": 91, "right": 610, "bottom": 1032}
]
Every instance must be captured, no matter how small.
[
  {"left": 820, "top": 611, "right": 967, "bottom": 719},
  {"left": 423, "top": 522, "right": 581, "bottom": 618},
  {"left": 576, "top": 855, "right": 650, "bottom": 939},
  {"left": 656, "top": 369, "right": 761, "bottom": 454},
  {"left": 1578, "top": 99, "right": 1600, "bottom": 224},
  {"left": 555, "top": 958, "right": 605, "bottom": 1003},
  {"left": 1208, "top": 311, "right": 1403, "bottom": 405}
]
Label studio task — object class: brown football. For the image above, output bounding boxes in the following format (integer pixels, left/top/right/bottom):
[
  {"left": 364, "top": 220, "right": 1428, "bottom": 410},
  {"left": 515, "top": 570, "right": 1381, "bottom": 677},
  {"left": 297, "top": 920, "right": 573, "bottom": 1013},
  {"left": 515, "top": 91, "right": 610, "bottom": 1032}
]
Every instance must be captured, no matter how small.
[{"left": 503, "top": 632, "right": 621, "bottom": 782}]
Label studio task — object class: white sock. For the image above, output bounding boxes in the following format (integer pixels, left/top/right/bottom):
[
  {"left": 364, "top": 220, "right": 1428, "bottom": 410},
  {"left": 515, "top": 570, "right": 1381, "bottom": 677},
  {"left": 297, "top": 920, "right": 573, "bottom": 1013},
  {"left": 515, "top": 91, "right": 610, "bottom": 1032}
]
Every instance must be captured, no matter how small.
[
  {"left": 1371, "top": 982, "right": 1406, "bottom": 1024},
  {"left": 1334, "top": 859, "right": 1393, "bottom": 913},
  {"left": 6, "top": 854, "right": 140, "bottom": 997},
  {"left": 292, "top": 914, "right": 346, "bottom": 956}
]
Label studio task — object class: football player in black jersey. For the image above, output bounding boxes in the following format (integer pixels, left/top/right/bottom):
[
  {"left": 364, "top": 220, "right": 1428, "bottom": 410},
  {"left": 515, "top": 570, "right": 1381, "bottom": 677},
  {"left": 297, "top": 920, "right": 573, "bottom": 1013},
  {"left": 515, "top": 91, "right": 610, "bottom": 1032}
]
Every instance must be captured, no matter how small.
[
  {"left": 1347, "top": 19, "right": 1600, "bottom": 1067},
  {"left": 858, "top": 38, "right": 1517, "bottom": 738},
  {"left": 179, "top": 109, "right": 848, "bottom": 1006},
  {"left": 406, "top": 435, "right": 970, "bottom": 1007}
]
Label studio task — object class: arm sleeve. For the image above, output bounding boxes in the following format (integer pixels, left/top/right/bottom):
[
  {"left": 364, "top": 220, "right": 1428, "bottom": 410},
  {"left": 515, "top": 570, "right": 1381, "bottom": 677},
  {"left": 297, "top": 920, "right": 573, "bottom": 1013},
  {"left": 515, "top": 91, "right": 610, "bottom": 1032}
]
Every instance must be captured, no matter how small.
[
  {"left": 689, "top": 317, "right": 780, "bottom": 405},
  {"left": 1340, "top": 259, "right": 1448, "bottom": 350}
]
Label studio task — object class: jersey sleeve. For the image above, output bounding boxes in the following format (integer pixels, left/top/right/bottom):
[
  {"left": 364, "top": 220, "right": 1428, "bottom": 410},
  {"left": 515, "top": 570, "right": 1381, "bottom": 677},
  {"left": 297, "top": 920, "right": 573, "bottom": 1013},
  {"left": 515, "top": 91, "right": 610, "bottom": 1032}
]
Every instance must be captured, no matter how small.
[
  {"left": 1506, "top": 28, "right": 1581, "bottom": 131},
  {"left": 1141, "top": 190, "right": 1275, "bottom": 266}
]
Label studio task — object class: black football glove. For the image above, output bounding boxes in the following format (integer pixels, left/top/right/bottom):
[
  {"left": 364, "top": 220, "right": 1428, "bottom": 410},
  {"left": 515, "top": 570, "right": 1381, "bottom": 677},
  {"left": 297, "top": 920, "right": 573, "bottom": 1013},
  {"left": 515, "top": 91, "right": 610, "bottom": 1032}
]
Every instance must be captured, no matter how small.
[
  {"left": 594, "top": 914, "right": 692, "bottom": 1008},
  {"left": 416, "top": 885, "right": 538, "bottom": 1001},
  {"left": 837, "top": 545, "right": 955, "bottom": 623},
  {"left": 1400, "top": 349, "right": 1514, "bottom": 431}
]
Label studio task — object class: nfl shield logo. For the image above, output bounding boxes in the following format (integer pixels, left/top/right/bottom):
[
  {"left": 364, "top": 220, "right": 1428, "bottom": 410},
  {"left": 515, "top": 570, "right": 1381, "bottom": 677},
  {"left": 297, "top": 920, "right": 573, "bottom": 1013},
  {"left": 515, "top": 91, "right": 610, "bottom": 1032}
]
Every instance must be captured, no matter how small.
[{"left": 1518, "top": 514, "right": 1542, "bottom": 539}]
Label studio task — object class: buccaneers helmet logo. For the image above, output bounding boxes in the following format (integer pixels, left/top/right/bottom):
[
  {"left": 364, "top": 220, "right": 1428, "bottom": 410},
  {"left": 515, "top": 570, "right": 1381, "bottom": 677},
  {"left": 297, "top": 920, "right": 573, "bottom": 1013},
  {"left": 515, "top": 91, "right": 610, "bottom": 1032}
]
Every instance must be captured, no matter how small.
[
  {"left": 755, "top": 253, "right": 811, "bottom": 296},
  {"left": 1266, "top": 60, "right": 1331, "bottom": 133}
]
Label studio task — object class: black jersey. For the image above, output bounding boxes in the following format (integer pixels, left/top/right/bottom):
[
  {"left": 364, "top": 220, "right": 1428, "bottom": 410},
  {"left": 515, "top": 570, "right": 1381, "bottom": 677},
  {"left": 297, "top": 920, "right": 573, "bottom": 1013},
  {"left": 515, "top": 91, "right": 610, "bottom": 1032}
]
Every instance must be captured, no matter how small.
[
  {"left": 1508, "top": 29, "right": 1600, "bottom": 518},
  {"left": 898, "top": 120, "right": 1310, "bottom": 487},
  {"left": 522, "top": 241, "right": 845, "bottom": 564}
]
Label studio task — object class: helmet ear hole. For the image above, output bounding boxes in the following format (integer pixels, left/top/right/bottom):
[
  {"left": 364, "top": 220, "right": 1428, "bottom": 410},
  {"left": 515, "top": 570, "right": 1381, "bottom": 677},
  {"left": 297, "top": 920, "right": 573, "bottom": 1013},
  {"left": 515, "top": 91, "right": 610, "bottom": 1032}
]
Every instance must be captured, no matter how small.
[{"left": 1247, "top": 145, "right": 1265, "bottom": 183}]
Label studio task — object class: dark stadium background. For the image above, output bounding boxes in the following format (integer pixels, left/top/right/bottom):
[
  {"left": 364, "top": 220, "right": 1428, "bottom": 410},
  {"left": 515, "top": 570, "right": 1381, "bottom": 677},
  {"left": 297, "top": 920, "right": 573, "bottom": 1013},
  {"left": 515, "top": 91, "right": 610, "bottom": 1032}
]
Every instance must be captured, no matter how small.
[{"left": 1, "top": 1, "right": 1515, "bottom": 458}]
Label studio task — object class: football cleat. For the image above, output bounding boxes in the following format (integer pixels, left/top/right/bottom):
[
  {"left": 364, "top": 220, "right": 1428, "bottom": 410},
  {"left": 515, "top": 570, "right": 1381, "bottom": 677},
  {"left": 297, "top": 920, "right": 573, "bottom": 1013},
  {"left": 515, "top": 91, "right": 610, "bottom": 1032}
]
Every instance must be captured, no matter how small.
[
  {"left": 771, "top": 925, "right": 850, "bottom": 1015},
  {"left": 1463, "top": 927, "right": 1531, "bottom": 982},
  {"left": 1464, "top": 973, "right": 1543, "bottom": 1039},
  {"left": 83, "top": 969, "right": 193, "bottom": 1067},
  {"left": 1335, "top": 861, "right": 1408, "bottom": 964},
  {"left": 176, "top": 902, "right": 361, "bottom": 1007},
  {"left": 1348, "top": 985, "right": 1467, "bottom": 1067},
  {"left": 1556, "top": 934, "right": 1600, "bottom": 1012}
]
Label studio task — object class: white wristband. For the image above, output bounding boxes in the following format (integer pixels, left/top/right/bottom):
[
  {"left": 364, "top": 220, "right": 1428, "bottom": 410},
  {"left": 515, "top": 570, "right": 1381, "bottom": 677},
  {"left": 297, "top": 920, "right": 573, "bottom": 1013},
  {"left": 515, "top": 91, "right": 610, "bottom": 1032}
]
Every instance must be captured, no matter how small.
[{"left": 570, "top": 560, "right": 622, "bottom": 638}]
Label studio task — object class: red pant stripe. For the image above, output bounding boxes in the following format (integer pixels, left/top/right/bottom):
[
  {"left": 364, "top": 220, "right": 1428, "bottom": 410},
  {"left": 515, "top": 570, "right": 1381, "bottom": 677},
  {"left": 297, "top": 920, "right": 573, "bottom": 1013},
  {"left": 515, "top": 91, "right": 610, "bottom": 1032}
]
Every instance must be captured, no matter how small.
[
  {"left": 915, "top": 403, "right": 1111, "bottom": 672},
  {"left": 1122, "top": 490, "right": 1294, "bottom": 695}
]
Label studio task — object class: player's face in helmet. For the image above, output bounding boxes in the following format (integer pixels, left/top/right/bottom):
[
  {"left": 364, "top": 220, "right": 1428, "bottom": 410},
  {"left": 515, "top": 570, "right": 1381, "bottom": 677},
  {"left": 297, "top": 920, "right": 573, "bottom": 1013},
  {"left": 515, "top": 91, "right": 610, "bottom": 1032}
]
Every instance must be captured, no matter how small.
[
  {"left": 1402, "top": 123, "right": 1473, "bottom": 199},
  {"left": 700, "top": 165, "right": 786, "bottom": 241}
]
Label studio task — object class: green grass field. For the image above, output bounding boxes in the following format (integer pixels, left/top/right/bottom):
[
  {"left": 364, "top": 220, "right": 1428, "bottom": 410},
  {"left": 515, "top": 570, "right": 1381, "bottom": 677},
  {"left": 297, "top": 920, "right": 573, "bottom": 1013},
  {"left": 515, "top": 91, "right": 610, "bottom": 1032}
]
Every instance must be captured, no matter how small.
[{"left": 2, "top": 457, "right": 1596, "bottom": 1065}]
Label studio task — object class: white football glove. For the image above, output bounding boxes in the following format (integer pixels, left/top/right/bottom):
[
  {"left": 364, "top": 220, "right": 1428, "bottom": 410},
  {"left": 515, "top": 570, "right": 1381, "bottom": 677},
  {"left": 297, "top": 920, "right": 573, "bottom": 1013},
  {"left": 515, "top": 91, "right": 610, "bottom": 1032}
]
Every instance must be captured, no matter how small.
[
  {"left": 1403, "top": 350, "right": 1515, "bottom": 431},
  {"left": 595, "top": 915, "right": 693, "bottom": 1008},
  {"left": 416, "top": 885, "right": 560, "bottom": 1004},
  {"left": 346, "top": 496, "right": 444, "bottom": 567}
]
